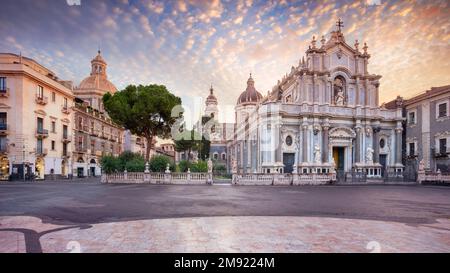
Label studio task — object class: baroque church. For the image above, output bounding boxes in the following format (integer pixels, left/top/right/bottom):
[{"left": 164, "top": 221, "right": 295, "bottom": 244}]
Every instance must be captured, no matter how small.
[{"left": 204, "top": 20, "right": 405, "bottom": 178}]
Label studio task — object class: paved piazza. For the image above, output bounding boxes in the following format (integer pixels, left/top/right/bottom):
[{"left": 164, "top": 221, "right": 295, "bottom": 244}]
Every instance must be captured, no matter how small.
[{"left": 0, "top": 182, "right": 449, "bottom": 253}]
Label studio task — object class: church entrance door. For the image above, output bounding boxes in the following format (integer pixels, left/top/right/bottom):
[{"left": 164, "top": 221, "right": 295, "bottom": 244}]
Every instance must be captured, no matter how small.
[
  {"left": 283, "top": 153, "right": 295, "bottom": 173},
  {"left": 332, "top": 147, "right": 345, "bottom": 171},
  {"left": 379, "top": 154, "right": 387, "bottom": 176}
]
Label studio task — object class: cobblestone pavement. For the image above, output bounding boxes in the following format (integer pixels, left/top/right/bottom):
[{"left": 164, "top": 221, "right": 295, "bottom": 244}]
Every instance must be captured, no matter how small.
[
  {"left": 0, "top": 183, "right": 449, "bottom": 252},
  {"left": 1, "top": 215, "right": 449, "bottom": 253}
]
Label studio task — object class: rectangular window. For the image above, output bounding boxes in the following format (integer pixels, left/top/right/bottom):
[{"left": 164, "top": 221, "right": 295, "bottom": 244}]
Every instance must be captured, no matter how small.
[
  {"left": 78, "top": 117, "right": 83, "bottom": 130},
  {"left": 37, "top": 117, "right": 44, "bottom": 132},
  {"left": 63, "top": 97, "right": 68, "bottom": 107},
  {"left": 438, "top": 103, "right": 447, "bottom": 118},
  {"left": 77, "top": 136, "right": 83, "bottom": 149},
  {"left": 51, "top": 121, "right": 56, "bottom": 133},
  {"left": 0, "top": 136, "right": 7, "bottom": 152},
  {"left": 409, "top": 143, "right": 415, "bottom": 156},
  {"left": 52, "top": 92, "right": 56, "bottom": 102},
  {"left": 408, "top": 112, "right": 415, "bottom": 124},
  {"left": 63, "top": 125, "right": 68, "bottom": 138},
  {"left": 0, "top": 77, "right": 6, "bottom": 91},
  {"left": 51, "top": 140, "right": 55, "bottom": 151},
  {"left": 91, "top": 140, "right": 95, "bottom": 153},
  {"left": 37, "top": 139, "right": 43, "bottom": 154},
  {"left": 37, "top": 85, "right": 44, "bottom": 98},
  {"left": 439, "top": 139, "right": 447, "bottom": 154},
  {"left": 0, "top": 112, "right": 6, "bottom": 128},
  {"left": 63, "top": 143, "right": 67, "bottom": 156}
]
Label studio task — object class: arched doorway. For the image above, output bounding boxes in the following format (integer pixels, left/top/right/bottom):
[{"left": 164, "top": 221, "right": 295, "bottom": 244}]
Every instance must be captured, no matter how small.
[
  {"left": 35, "top": 157, "right": 45, "bottom": 180},
  {"left": 76, "top": 157, "right": 85, "bottom": 178},
  {"left": 0, "top": 156, "right": 9, "bottom": 180},
  {"left": 89, "top": 159, "right": 96, "bottom": 177}
]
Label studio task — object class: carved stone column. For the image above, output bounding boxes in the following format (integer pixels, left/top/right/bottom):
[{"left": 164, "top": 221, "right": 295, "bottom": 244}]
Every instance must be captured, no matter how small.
[
  {"left": 395, "top": 127, "right": 403, "bottom": 164},
  {"left": 355, "top": 77, "right": 360, "bottom": 106},
  {"left": 302, "top": 123, "right": 309, "bottom": 163},
  {"left": 275, "top": 122, "right": 282, "bottom": 163},
  {"left": 373, "top": 127, "right": 381, "bottom": 163},
  {"left": 322, "top": 123, "right": 330, "bottom": 163},
  {"left": 355, "top": 126, "right": 362, "bottom": 163}
]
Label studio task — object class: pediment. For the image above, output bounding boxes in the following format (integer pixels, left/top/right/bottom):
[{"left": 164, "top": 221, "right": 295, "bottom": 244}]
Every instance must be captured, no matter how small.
[
  {"left": 0, "top": 103, "right": 11, "bottom": 109},
  {"left": 34, "top": 109, "right": 47, "bottom": 116},
  {"left": 327, "top": 42, "right": 356, "bottom": 56},
  {"left": 329, "top": 127, "right": 356, "bottom": 138}
]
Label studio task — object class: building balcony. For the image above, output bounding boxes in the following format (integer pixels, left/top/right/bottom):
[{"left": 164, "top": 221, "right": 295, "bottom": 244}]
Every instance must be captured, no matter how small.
[
  {"left": 36, "top": 148, "right": 48, "bottom": 156},
  {"left": 62, "top": 134, "right": 72, "bottom": 143},
  {"left": 77, "top": 125, "right": 89, "bottom": 132},
  {"left": 61, "top": 105, "right": 71, "bottom": 114},
  {"left": 35, "top": 94, "right": 48, "bottom": 105},
  {"left": 62, "top": 152, "right": 70, "bottom": 159},
  {"left": 0, "top": 124, "right": 8, "bottom": 135},
  {"left": 36, "top": 128, "right": 49, "bottom": 138},
  {"left": 100, "top": 133, "right": 109, "bottom": 140},
  {"left": 0, "top": 88, "right": 9, "bottom": 97},
  {"left": 74, "top": 145, "right": 87, "bottom": 153},
  {"left": 90, "top": 129, "right": 99, "bottom": 136}
]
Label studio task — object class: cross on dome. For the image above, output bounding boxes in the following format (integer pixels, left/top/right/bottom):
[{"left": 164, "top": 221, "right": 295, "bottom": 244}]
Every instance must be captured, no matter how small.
[{"left": 336, "top": 18, "right": 344, "bottom": 32}]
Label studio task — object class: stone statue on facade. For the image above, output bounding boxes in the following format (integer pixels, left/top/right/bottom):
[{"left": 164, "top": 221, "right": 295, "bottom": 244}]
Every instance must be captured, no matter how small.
[
  {"left": 232, "top": 157, "right": 238, "bottom": 173},
  {"left": 366, "top": 147, "right": 374, "bottom": 163},
  {"left": 314, "top": 144, "right": 321, "bottom": 163},
  {"left": 418, "top": 159, "right": 425, "bottom": 172},
  {"left": 335, "top": 89, "right": 344, "bottom": 106},
  {"left": 207, "top": 158, "right": 213, "bottom": 173},
  {"left": 333, "top": 77, "right": 345, "bottom": 106},
  {"left": 330, "top": 157, "right": 336, "bottom": 173},
  {"left": 165, "top": 163, "right": 171, "bottom": 173}
]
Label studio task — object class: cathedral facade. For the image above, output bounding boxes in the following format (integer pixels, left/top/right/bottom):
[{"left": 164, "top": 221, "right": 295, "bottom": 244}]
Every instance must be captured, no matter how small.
[{"left": 226, "top": 22, "right": 404, "bottom": 178}]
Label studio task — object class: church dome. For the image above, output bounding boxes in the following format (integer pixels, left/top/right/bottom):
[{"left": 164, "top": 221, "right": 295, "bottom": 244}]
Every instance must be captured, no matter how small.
[
  {"left": 237, "top": 74, "right": 262, "bottom": 105},
  {"left": 77, "top": 50, "right": 117, "bottom": 94}
]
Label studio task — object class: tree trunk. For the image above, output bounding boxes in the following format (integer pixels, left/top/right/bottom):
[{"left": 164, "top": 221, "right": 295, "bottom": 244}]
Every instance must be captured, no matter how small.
[
  {"left": 145, "top": 136, "right": 153, "bottom": 161},
  {"left": 187, "top": 147, "right": 191, "bottom": 163}
]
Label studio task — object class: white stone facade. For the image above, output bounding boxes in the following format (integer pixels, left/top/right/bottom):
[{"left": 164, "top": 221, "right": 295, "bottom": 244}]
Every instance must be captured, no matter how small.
[{"left": 228, "top": 23, "right": 404, "bottom": 177}]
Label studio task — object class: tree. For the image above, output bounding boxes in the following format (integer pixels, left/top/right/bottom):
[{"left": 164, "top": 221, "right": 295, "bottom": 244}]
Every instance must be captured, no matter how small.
[
  {"left": 197, "top": 135, "right": 211, "bottom": 160},
  {"left": 174, "top": 129, "right": 202, "bottom": 162},
  {"left": 190, "top": 160, "right": 208, "bottom": 172},
  {"left": 149, "top": 155, "right": 175, "bottom": 172},
  {"left": 100, "top": 155, "right": 120, "bottom": 174},
  {"left": 100, "top": 151, "right": 145, "bottom": 173},
  {"left": 103, "top": 84, "right": 182, "bottom": 161}
]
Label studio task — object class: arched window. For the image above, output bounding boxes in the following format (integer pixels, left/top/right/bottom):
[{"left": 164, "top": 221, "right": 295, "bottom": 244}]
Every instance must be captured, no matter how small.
[
  {"left": 213, "top": 153, "right": 219, "bottom": 160},
  {"left": 221, "top": 153, "right": 226, "bottom": 160}
]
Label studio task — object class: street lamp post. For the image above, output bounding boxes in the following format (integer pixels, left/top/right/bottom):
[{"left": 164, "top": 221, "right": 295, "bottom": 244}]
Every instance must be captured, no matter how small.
[{"left": 22, "top": 144, "right": 25, "bottom": 182}]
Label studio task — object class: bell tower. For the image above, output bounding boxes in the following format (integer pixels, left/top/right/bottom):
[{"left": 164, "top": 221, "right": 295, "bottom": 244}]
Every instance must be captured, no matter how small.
[{"left": 90, "top": 50, "right": 107, "bottom": 77}]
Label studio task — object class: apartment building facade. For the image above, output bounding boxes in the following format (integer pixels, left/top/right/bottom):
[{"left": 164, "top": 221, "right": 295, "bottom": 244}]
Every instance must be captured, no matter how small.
[
  {"left": 72, "top": 99, "right": 123, "bottom": 177},
  {"left": 403, "top": 85, "right": 450, "bottom": 173},
  {"left": 0, "top": 53, "right": 74, "bottom": 180}
]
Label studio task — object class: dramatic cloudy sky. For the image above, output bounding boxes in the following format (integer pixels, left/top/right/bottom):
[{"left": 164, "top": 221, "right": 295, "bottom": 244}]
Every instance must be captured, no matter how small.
[{"left": 1, "top": 0, "right": 449, "bottom": 124}]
